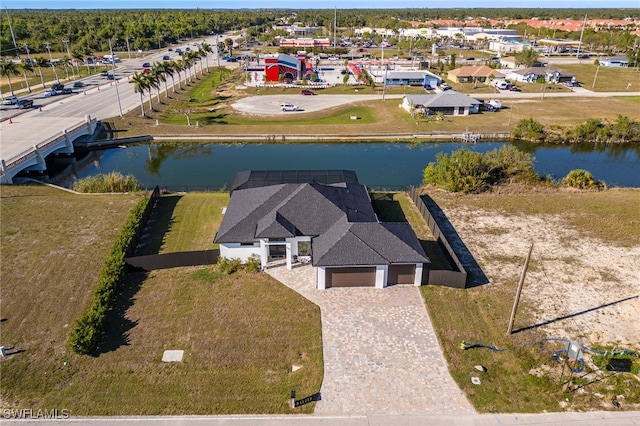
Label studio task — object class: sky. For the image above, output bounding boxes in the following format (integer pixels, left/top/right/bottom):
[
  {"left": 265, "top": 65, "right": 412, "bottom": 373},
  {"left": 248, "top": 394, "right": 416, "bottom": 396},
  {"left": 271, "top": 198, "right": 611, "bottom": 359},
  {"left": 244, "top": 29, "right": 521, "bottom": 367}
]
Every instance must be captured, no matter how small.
[{"left": 4, "top": 0, "right": 640, "bottom": 9}]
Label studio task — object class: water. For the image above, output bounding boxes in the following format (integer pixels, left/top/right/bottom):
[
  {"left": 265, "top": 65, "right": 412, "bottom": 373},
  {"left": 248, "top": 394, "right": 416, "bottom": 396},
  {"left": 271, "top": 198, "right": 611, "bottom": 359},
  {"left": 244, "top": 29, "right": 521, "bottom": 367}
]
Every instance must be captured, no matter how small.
[{"left": 65, "top": 141, "right": 640, "bottom": 189}]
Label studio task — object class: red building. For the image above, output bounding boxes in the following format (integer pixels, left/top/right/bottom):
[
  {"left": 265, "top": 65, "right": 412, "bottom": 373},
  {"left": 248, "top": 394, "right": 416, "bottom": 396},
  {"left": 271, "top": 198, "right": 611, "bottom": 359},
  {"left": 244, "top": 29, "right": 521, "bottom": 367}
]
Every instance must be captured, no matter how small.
[{"left": 264, "top": 52, "right": 311, "bottom": 82}]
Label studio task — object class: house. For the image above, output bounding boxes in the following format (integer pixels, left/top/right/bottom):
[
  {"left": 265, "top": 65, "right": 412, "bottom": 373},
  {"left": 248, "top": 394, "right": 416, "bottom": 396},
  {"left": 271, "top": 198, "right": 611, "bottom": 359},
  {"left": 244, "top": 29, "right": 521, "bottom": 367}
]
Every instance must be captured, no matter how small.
[
  {"left": 383, "top": 70, "right": 441, "bottom": 88},
  {"left": 598, "top": 57, "right": 629, "bottom": 67},
  {"left": 214, "top": 170, "right": 429, "bottom": 289},
  {"left": 447, "top": 65, "right": 505, "bottom": 84},
  {"left": 505, "top": 67, "right": 548, "bottom": 83},
  {"left": 401, "top": 91, "right": 481, "bottom": 116},
  {"left": 545, "top": 69, "right": 576, "bottom": 84}
]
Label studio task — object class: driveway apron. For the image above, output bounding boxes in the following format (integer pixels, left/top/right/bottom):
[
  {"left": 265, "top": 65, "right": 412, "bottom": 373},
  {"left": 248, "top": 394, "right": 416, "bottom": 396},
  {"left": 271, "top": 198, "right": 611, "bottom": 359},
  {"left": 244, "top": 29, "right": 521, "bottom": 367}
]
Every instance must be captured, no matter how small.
[{"left": 266, "top": 264, "right": 475, "bottom": 415}]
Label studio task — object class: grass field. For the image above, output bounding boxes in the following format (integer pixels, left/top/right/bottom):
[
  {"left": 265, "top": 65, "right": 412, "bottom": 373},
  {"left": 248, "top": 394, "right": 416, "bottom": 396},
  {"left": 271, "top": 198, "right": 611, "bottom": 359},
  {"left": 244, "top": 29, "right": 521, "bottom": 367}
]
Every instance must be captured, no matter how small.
[
  {"left": 556, "top": 64, "right": 640, "bottom": 92},
  {"left": 0, "top": 185, "right": 323, "bottom": 415}
]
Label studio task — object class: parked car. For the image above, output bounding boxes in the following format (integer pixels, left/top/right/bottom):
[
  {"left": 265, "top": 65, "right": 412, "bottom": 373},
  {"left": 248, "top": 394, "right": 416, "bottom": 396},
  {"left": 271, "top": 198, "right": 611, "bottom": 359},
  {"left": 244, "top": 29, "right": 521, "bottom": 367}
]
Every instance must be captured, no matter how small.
[
  {"left": 301, "top": 89, "right": 315, "bottom": 95},
  {"left": 16, "top": 99, "right": 34, "bottom": 109},
  {"left": 44, "top": 89, "right": 58, "bottom": 97},
  {"left": 439, "top": 82, "right": 451, "bottom": 91},
  {"left": 508, "top": 86, "right": 521, "bottom": 92},
  {"left": 73, "top": 81, "right": 85, "bottom": 88},
  {"left": 280, "top": 103, "right": 301, "bottom": 112},
  {"left": 52, "top": 83, "right": 64, "bottom": 91},
  {"left": 2, "top": 96, "right": 18, "bottom": 105}
]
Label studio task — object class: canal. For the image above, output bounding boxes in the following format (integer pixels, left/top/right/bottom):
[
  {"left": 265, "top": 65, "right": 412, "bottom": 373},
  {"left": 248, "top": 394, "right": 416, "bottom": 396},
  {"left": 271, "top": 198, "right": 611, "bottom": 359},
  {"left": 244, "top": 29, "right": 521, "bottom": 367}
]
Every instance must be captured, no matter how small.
[{"left": 56, "top": 141, "right": 640, "bottom": 189}]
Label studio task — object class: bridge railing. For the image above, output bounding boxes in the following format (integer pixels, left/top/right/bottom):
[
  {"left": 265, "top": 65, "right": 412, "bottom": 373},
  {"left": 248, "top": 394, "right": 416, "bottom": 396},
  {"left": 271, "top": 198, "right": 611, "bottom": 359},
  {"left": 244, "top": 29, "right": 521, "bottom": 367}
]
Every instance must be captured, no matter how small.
[{"left": 1, "top": 116, "right": 97, "bottom": 176}]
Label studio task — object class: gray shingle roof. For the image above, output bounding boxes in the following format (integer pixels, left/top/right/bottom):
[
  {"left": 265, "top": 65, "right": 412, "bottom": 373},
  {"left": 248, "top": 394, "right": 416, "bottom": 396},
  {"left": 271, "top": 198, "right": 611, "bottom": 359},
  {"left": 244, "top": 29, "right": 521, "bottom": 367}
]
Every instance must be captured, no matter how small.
[
  {"left": 405, "top": 91, "right": 480, "bottom": 109},
  {"left": 215, "top": 172, "right": 429, "bottom": 267},
  {"left": 313, "top": 220, "right": 429, "bottom": 266}
]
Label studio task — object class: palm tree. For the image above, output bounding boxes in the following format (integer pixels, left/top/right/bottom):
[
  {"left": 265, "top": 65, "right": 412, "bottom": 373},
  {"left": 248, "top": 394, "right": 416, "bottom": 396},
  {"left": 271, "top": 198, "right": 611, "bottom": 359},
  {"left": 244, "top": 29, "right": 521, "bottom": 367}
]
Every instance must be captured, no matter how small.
[
  {"left": 149, "top": 67, "right": 165, "bottom": 104},
  {"left": 163, "top": 61, "right": 177, "bottom": 94},
  {"left": 129, "top": 71, "right": 148, "bottom": 117},
  {"left": 145, "top": 73, "right": 159, "bottom": 111},
  {"left": 200, "top": 42, "right": 213, "bottom": 71},
  {"left": 34, "top": 57, "right": 47, "bottom": 89},
  {"left": 182, "top": 56, "right": 194, "bottom": 84},
  {"left": 0, "top": 59, "right": 20, "bottom": 95},
  {"left": 173, "top": 60, "right": 185, "bottom": 91},
  {"left": 152, "top": 62, "right": 170, "bottom": 98},
  {"left": 20, "top": 60, "right": 34, "bottom": 93}
]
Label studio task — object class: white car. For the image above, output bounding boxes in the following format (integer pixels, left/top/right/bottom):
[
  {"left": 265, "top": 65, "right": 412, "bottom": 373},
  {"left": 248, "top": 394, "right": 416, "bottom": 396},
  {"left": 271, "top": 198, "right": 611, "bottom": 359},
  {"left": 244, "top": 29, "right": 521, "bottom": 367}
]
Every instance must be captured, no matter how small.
[
  {"left": 44, "top": 89, "right": 58, "bottom": 97},
  {"left": 280, "top": 103, "right": 301, "bottom": 112},
  {"left": 2, "top": 96, "right": 18, "bottom": 105}
]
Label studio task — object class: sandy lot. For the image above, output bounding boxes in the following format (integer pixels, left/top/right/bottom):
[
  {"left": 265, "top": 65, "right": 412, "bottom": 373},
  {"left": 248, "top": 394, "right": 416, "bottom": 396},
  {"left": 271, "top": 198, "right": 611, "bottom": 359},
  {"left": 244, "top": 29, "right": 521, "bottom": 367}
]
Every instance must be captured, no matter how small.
[{"left": 437, "top": 205, "right": 640, "bottom": 348}]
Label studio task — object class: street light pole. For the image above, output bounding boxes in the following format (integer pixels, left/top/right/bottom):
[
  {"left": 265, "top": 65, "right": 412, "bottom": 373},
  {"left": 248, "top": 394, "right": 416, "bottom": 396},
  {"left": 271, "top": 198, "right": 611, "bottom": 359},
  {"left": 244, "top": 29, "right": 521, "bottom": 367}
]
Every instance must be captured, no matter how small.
[
  {"left": 62, "top": 38, "right": 74, "bottom": 78},
  {"left": 109, "top": 39, "right": 123, "bottom": 118},
  {"left": 126, "top": 36, "right": 132, "bottom": 59},
  {"left": 45, "top": 42, "right": 60, "bottom": 83}
]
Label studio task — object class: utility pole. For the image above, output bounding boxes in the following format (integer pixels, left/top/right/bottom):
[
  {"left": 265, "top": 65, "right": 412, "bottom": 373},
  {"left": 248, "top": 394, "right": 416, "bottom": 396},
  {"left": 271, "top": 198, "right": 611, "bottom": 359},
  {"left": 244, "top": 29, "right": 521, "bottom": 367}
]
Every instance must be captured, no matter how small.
[
  {"left": 5, "top": 7, "right": 19, "bottom": 57},
  {"left": 126, "top": 36, "right": 132, "bottom": 59},
  {"left": 592, "top": 65, "right": 600, "bottom": 88},
  {"left": 507, "top": 243, "right": 534, "bottom": 335}
]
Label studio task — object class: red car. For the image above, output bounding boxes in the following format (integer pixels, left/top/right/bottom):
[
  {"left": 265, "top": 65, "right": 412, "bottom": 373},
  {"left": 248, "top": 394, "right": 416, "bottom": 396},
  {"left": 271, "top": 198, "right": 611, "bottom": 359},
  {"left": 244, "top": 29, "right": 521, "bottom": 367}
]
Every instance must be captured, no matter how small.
[
  {"left": 142, "top": 68, "right": 151, "bottom": 74},
  {"left": 301, "top": 89, "right": 315, "bottom": 96}
]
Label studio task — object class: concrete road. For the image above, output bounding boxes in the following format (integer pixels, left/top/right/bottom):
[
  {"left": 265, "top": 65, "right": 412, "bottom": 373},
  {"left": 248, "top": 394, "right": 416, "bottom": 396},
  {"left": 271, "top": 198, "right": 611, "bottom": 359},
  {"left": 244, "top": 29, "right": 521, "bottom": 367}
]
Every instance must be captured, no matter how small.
[{"left": 2, "top": 411, "right": 639, "bottom": 425}]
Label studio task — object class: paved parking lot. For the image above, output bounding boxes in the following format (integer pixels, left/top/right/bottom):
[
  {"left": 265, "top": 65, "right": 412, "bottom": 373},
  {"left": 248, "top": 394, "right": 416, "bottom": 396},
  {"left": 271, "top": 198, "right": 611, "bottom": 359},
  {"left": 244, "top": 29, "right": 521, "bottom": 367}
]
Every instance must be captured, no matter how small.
[{"left": 265, "top": 263, "right": 475, "bottom": 415}]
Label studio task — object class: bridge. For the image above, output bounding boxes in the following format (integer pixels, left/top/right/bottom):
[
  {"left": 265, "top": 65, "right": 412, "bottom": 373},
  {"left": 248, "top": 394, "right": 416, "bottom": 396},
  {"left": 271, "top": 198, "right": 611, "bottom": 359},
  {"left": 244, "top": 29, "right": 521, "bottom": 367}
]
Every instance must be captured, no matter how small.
[{"left": 0, "top": 115, "right": 98, "bottom": 184}]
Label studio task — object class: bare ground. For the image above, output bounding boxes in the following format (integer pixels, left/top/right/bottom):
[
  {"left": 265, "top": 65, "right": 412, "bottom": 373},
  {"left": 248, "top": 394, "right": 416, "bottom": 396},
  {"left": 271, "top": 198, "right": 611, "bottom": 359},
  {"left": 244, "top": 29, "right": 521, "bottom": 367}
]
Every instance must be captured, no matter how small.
[{"left": 430, "top": 193, "right": 640, "bottom": 348}]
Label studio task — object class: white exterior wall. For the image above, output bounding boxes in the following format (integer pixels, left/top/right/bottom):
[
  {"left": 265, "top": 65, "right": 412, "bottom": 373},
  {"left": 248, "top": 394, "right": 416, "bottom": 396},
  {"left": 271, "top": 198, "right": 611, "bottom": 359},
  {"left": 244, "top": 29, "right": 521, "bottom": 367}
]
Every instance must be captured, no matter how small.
[
  {"left": 317, "top": 267, "right": 327, "bottom": 290},
  {"left": 414, "top": 263, "right": 423, "bottom": 286},
  {"left": 375, "top": 265, "right": 388, "bottom": 289},
  {"left": 219, "top": 243, "right": 261, "bottom": 262}
]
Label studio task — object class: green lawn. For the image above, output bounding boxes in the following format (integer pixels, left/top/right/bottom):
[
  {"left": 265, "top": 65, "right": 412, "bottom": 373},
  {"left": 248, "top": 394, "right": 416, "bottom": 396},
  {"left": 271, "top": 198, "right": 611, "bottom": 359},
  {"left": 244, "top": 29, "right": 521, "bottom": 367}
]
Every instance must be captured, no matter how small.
[
  {"left": 0, "top": 186, "right": 323, "bottom": 415},
  {"left": 555, "top": 64, "right": 640, "bottom": 92}
]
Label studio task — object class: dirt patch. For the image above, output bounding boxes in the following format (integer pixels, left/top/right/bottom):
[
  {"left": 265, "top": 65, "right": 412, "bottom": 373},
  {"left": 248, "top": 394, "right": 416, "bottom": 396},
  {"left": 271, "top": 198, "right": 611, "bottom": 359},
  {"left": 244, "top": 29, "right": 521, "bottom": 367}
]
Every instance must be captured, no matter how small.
[{"left": 433, "top": 200, "right": 640, "bottom": 348}]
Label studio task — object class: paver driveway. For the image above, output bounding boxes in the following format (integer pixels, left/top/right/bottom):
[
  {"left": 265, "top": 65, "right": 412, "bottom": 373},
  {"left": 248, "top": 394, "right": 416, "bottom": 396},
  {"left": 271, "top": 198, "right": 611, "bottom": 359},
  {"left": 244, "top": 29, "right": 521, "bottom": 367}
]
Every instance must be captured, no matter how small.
[{"left": 266, "top": 263, "right": 475, "bottom": 415}]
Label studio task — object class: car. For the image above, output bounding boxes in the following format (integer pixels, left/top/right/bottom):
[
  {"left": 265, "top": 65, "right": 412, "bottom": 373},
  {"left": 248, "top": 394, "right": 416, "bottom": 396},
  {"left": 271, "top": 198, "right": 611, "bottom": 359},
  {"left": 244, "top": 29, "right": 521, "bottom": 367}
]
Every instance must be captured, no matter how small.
[
  {"left": 185, "top": 47, "right": 191, "bottom": 52},
  {"left": 100, "top": 70, "right": 109, "bottom": 76},
  {"left": 106, "top": 73, "right": 115, "bottom": 80},
  {"left": 466, "top": 57, "right": 475, "bottom": 61},
  {"left": 162, "top": 55, "right": 170, "bottom": 61},
  {"left": 142, "top": 62, "right": 151, "bottom": 68},
  {"left": 175, "top": 48, "right": 182, "bottom": 53},
  {"left": 508, "top": 86, "right": 521, "bottom": 92},
  {"left": 16, "top": 99, "right": 33, "bottom": 109},
  {"left": 44, "top": 89, "right": 58, "bottom": 97},
  {"left": 2, "top": 96, "right": 18, "bottom": 105},
  {"left": 439, "top": 83, "right": 451, "bottom": 91},
  {"left": 142, "top": 68, "right": 152, "bottom": 74},
  {"left": 61, "top": 88, "right": 72, "bottom": 94},
  {"left": 281, "top": 103, "right": 301, "bottom": 112},
  {"left": 73, "top": 81, "right": 85, "bottom": 88},
  {"left": 52, "top": 83, "right": 64, "bottom": 91},
  {"left": 301, "top": 89, "right": 315, "bottom": 96}
]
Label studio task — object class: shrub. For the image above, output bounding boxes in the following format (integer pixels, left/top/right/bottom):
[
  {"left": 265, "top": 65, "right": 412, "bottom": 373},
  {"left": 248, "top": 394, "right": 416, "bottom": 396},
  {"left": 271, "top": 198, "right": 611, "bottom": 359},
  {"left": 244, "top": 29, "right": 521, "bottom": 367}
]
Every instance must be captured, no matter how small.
[
  {"left": 244, "top": 255, "right": 262, "bottom": 273},
  {"left": 68, "top": 196, "right": 149, "bottom": 355},
  {"left": 217, "top": 256, "right": 262, "bottom": 274},
  {"left": 422, "top": 146, "right": 538, "bottom": 193},
  {"left": 562, "top": 169, "right": 605, "bottom": 190},
  {"left": 72, "top": 172, "right": 141, "bottom": 193},
  {"left": 512, "top": 118, "right": 546, "bottom": 142}
]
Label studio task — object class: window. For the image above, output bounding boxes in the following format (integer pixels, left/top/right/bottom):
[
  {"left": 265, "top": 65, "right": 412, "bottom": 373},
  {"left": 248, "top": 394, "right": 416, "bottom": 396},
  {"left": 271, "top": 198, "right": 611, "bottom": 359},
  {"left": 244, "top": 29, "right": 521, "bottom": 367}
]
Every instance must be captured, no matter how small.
[{"left": 298, "top": 241, "right": 311, "bottom": 256}]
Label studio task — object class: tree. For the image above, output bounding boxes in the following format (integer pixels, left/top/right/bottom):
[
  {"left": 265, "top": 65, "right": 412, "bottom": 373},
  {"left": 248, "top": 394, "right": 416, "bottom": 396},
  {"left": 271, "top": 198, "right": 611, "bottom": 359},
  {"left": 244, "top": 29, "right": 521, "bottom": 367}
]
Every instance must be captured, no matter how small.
[
  {"left": 153, "top": 62, "right": 171, "bottom": 97},
  {"left": 34, "top": 57, "right": 47, "bottom": 89},
  {"left": 200, "top": 42, "right": 213, "bottom": 71},
  {"left": 164, "top": 61, "right": 178, "bottom": 93},
  {"left": 129, "top": 71, "right": 148, "bottom": 117},
  {"left": 514, "top": 48, "right": 539, "bottom": 67},
  {"left": 0, "top": 59, "right": 20, "bottom": 95},
  {"left": 512, "top": 118, "right": 545, "bottom": 142},
  {"left": 20, "top": 60, "right": 34, "bottom": 93}
]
